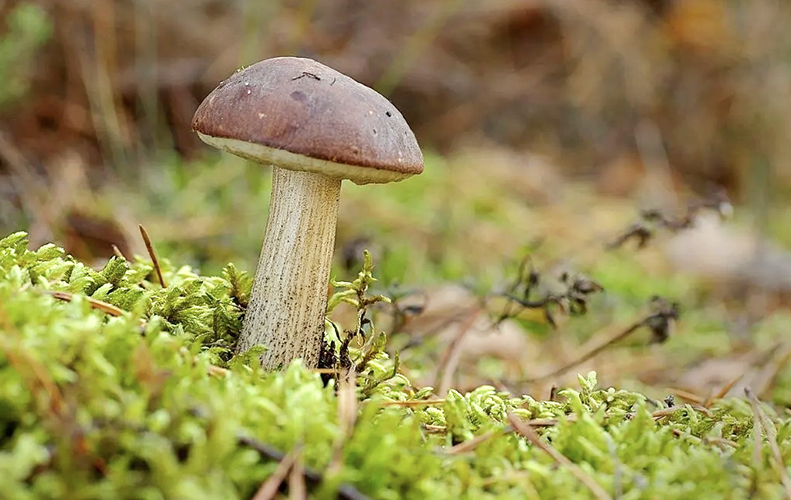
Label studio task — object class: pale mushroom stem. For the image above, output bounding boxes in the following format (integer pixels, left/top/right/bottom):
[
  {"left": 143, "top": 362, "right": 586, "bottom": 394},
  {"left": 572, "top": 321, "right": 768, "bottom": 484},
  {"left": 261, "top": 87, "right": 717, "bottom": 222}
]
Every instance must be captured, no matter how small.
[{"left": 237, "top": 166, "right": 341, "bottom": 370}]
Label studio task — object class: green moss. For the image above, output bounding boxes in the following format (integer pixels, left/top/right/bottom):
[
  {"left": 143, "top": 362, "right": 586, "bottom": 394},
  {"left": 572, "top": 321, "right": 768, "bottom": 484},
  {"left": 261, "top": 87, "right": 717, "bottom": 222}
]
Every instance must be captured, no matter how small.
[{"left": 0, "top": 232, "right": 789, "bottom": 499}]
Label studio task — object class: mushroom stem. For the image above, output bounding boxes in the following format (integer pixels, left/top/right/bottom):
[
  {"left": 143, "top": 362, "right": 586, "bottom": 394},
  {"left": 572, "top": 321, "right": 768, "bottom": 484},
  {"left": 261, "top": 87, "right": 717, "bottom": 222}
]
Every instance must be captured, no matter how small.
[{"left": 237, "top": 166, "right": 341, "bottom": 369}]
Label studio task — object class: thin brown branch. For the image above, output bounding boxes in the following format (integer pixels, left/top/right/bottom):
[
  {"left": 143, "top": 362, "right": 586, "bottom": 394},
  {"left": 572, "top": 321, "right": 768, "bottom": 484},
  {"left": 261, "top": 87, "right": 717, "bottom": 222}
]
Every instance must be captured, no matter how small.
[
  {"left": 667, "top": 387, "right": 705, "bottom": 405},
  {"left": 252, "top": 445, "right": 302, "bottom": 500},
  {"left": 43, "top": 293, "right": 227, "bottom": 379},
  {"left": 207, "top": 365, "right": 230, "bottom": 377},
  {"left": 752, "top": 343, "right": 791, "bottom": 399},
  {"left": 435, "top": 306, "right": 484, "bottom": 394},
  {"left": 434, "top": 404, "right": 713, "bottom": 440},
  {"left": 525, "top": 417, "right": 565, "bottom": 427},
  {"left": 111, "top": 244, "right": 127, "bottom": 260},
  {"left": 289, "top": 454, "right": 307, "bottom": 500},
  {"left": 705, "top": 373, "right": 744, "bottom": 407},
  {"left": 138, "top": 224, "right": 166, "bottom": 288},
  {"left": 0, "top": 307, "right": 64, "bottom": 417},
  {"left": 238, "top": 435, "right": 372, "bottom": 500},
  {"left": 652, "top": 405, "right": 712, "bottom": 419},
  {"left": 45, "top": 290, "right": 125, "bottom": 317},
  {"left": 745, "top": 387, "right": 791, "bottom": 500},
  {"left": 527, "top": 298, "right": 677, "bottom": 383},
  {"left": 703, "top": 437, "right": 739, "bottom": 449},
  {"left": 508, "top": 412, "right": 613, "bottom": 500},
  {"left": 327, "top": 368, "right": 357, "bottom": 477},
  {"left": 313, "top": 368, "right": 340, "bottom": 374},
  {"left": 379, "top": 399, "right": 446, "bottom": 407},
  {"left": 526, "top": 320, "right": 644, "bottom": 383},
  {"left": 445, "top": 427, "right": 510, "bottom": 455}
]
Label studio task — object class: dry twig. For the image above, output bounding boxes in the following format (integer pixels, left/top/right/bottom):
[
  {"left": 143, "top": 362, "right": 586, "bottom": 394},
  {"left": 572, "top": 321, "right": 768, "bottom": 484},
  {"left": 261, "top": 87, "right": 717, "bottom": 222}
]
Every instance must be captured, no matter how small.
[
  {"left": 238, "top": 435, "right": 372, "bottom": 500},
  {"left": 45, "top": 290, "right": 125, "bottom": 317},
  {"left": 111, "top": 244, "right": 127, "bottom": 260},
  {"left": 288, "top": 453, "right": 307, "bottom": 500},
  {"left": 251, "top": 445, "right": 302, "bottom": 500},
  {"left": 0, "top": 309, "right": 64, "bottom": 416},
  {"left": 508, "top": 412, "right": 613, "bottom": 500},
  {"left": 138, "top": 224, "right": 166, "bottom": 288},
  {"left": 435, "top": 306, "right": 484, "bottom": 395},
  {"left": 704, "top": 373, "right": 744, "bottom": 407},
  {"left": 327, "top": 368, "right": 358, "bottom": 477},
  {"left": 526, "top": 297, "right": 678, "bottom": 382},
  {"left": 745, "top": 387, "right": 791, "bottom": 499},
  {"left": 444, "top": 427, "right": 510, "bottom": 455},
  {"left": 379, "top": 399, "right": 445, "bottom": 407}
]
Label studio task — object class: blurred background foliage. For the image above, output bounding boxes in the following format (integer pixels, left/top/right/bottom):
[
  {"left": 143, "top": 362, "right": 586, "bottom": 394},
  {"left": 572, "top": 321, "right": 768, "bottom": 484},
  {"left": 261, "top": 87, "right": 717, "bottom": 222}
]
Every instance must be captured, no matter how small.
[{"left": 2, "top": 0, "right": 791, "bottom": 401}]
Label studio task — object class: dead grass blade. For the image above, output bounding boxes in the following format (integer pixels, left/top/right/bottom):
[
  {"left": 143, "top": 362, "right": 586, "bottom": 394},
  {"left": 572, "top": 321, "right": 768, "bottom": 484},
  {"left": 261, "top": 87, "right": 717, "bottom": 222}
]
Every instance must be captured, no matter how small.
[
  {"left": 289, "top": 454, "right": 307, "bottom": 500},
  {"left": 444, "top": 427, "right": 510, "bottom": 455},
  {"left": 0, "top": 307, "right": 65, "bottom": 417},
  {"left": 327, "top": 368, "right": 357, "bottom": 477},
  {"left": 752, "top": 343, "right": 791, "bottom": 400},
  {"left": 527, "top": 298, "right": 677, "bottom": 383},
  {"left": 138, "top": 224, "right": 166, "bottom": 288},
  {"left": 45, "top": 290, "right": 125, "bottom": 317},
  {"left": 434, "top": 306, "right": 484, "bottom": 394},
  {"left": 379, "top": 399, "right": 445, "bottom": 407},
  {"left": 507, "top": 412, "right": 613, "bottom": 500},
  {"left": 206, "top": 365, "right": 229, "bottom": 378},
  {"left": 238, "top": 435, "right": 372, "bottom": 500},
  {"left": 745, "top": 387, "right": 791, "bottom": 500},
  {"left": 337, "top": 368, "right": 358, "bottom": 437},
  {"left": 251, "top": 445, "right": 302, "bottom": 500},
  {"left": 704, "top": 372, "right": 744, "bottom": 407},
  {"left": 666, "top": 387, "right": 705, "bottom": 405},
  {"left": 111, "top": 244, "right": 128, "bottom": 260},
  {"left": 526, "top": 319, "right": 644, "bottom": 383}
]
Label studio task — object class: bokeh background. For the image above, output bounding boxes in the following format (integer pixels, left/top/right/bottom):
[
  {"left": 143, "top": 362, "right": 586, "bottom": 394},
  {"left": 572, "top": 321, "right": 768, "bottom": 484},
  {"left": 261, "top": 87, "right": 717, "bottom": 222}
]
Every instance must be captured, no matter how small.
[{"left": 2, "top": 0, "right": 791, "bottom": 401}]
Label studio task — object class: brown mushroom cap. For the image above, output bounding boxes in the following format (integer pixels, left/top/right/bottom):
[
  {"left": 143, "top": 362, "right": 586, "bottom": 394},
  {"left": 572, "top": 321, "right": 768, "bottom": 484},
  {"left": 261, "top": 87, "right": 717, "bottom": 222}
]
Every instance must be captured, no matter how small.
[{"left": 192, "top": 57, "right": 423, "bottom": 185}]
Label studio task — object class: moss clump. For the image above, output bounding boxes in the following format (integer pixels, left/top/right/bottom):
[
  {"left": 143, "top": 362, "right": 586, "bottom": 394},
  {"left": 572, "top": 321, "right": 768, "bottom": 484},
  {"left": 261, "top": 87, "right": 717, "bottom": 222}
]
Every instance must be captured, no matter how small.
[{"left": 0, "top": 231, "right": 789, "bottom": 499}]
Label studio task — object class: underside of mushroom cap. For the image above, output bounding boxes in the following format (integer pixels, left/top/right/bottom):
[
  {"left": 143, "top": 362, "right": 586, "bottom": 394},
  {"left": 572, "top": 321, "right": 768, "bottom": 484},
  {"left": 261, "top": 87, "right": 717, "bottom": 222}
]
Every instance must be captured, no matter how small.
[{"left": 192, "top": 57, "right": 423, "bottom": 185}]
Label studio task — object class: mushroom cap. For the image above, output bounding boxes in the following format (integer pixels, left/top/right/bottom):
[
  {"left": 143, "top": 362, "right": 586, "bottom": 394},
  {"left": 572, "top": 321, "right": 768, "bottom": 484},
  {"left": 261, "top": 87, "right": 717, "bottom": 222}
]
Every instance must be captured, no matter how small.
[{"left": 192, "top": 57, "right": 423, "bottom": 185}]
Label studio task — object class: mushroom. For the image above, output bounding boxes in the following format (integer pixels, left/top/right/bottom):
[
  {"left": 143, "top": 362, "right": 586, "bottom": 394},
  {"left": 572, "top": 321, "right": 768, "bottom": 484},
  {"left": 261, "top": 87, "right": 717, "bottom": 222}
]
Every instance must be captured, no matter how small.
[{"left": 191, "top": 57, "right": 423, "bottom": 370}]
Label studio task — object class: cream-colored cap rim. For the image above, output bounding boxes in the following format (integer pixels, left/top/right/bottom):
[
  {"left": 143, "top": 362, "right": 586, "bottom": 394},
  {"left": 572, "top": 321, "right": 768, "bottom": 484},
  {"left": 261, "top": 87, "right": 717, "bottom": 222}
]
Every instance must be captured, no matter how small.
[{"left": 198, "top": 132, "right": 416, "bottom": 186}]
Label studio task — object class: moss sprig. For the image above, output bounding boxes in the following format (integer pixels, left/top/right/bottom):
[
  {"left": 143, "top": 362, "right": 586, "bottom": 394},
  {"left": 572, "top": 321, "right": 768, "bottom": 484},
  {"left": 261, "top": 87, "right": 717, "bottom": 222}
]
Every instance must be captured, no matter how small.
[
  {"left": 324, "top": 250, "right": 409, "bottom": 399},
  {"left": 2, "top": 232, "right": 791, "bottom": 499}
]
